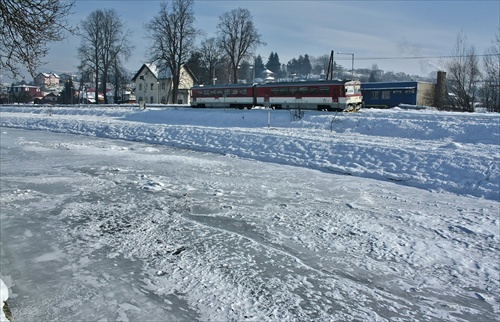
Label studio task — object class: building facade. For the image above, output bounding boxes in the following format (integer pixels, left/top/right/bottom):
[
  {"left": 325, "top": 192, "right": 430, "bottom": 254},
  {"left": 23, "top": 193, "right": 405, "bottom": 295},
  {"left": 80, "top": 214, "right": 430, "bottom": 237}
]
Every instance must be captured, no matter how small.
[
  {"left": 10, "top": 85, "right": 43, "bottom": 103},
  {"left": 361, "top": 71, "right": 447, "bottom": 109},
  {"left": 132, "top": 63, "right": 196, "bottom": 105},
  {"left": 34, "top": 73, "right": 60, "bottom": 88}
]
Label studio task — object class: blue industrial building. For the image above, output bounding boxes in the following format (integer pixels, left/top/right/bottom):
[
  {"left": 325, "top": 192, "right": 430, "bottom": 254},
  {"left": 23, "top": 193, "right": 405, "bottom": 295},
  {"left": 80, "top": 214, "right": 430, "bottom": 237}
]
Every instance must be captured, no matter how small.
[
  {"left": 361, "top": 81, "right": 434, "bottom": 109},
  {"left": 361, "top": 72, "right": 447, "bottom": 109}
]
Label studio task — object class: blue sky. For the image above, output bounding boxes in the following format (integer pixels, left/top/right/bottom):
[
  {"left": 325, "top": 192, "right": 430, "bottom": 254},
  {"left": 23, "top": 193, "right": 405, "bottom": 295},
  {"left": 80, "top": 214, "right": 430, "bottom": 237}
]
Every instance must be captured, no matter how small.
[{"left": 11, "top": 0, "right": 500, "bottom": 80}]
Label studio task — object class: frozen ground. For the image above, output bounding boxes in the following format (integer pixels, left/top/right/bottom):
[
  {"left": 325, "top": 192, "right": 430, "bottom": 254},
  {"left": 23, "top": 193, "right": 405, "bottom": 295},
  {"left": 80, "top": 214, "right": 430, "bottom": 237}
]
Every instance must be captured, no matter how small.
[{"left": 0, "top": 105, "right": 499, "bottom": 321}]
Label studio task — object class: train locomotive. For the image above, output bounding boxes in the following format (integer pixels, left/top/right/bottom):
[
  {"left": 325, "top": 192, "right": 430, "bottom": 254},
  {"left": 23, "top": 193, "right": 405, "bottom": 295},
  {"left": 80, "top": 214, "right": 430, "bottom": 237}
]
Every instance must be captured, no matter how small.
[{"left": 190, "top": 80, "right": 363, "bottom": 112}]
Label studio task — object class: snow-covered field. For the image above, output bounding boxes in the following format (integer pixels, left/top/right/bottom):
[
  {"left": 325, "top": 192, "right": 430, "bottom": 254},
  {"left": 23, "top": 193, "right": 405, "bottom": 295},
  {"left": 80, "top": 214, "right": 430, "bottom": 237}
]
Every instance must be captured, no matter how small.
[{"left": 0, "top": 105, "right": 499, "bottom": 321}]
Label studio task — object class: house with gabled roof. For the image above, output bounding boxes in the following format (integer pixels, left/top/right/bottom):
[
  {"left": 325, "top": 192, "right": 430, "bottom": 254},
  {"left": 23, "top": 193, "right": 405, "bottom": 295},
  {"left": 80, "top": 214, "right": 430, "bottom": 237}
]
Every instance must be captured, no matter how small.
[
  {"left": 10, "top": 84, "right": 43, "bottom": 103},
  {"left": 34, "top": 72, "right": 60, "bottom": 88},
  {"left": 132, "top": 63, "right": 196, "bottom": 105}
]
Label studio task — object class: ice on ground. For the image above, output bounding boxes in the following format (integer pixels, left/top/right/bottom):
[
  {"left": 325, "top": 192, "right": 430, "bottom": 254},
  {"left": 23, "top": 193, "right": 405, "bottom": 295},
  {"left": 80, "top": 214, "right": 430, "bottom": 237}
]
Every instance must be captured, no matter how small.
[{"left": 0, "top": 105, "right": 499, "bottom": 321}]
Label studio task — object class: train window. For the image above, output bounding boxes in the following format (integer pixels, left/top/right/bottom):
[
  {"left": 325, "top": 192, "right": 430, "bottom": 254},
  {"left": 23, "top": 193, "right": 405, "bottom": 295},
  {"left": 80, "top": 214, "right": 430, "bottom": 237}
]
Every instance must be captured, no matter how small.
[
  {"left": 239, "top": 89, "right": 247, "bottom": 95},
  {"left": 319, "top": 87, "right": 329, "bottom": 95},
  {"left": 231, "top": 89, "right": 238, "bottom": 95},
  {"left": 224, "top": 89, "right": 230, "bottom": 96},
  {"left": 393, "top": 90, "right": 402, "bottom": 94},
  {"left": 289, "top": 87, "right": 298, "bottom": 94},
  {"left": 371, "top": 91, "right": 379, "bottom": 99},
  {"left": 405, "top": 89, "right": 415, "bottom": 94},
  {"left": 210, "top": 90, "right": 216, "bottom": 95},
  {"left": 382, "top": 91, "right": 390, "bottom": 99},
  {"left": 216, "top": 89, "right": 223, "bottom": 96},
  {"left": 271, "top": 88, "right": 279, "bottom": 96},
  {"left": 308, "top": 87, "right": 319, "bottom": 95},
  {"left": 279, "top": 87, "right": 289, "bottom": 94},
  {"left": 299, "top": 87, "right": 308, "bottom": 94}
]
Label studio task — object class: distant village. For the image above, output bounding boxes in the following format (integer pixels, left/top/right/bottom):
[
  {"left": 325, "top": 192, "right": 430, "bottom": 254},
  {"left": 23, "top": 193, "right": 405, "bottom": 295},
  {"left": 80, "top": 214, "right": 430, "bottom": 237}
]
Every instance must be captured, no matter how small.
[{"left": 0, "top": 71, "right": 136, "bottom": 105}]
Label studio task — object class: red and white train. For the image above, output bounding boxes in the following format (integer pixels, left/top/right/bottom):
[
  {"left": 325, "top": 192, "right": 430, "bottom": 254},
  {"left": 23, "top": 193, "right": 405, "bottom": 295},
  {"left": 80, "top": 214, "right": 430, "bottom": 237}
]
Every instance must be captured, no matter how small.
[{"left": 190, "top": 80, "right": 363, "bottom": 111}]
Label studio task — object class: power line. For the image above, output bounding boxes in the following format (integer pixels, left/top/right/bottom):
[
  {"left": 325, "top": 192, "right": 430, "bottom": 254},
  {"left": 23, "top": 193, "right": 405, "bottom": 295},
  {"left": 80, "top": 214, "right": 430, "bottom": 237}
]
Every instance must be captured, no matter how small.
[{"left": 335, "top": 54, "right": 498, "bottom": 61}]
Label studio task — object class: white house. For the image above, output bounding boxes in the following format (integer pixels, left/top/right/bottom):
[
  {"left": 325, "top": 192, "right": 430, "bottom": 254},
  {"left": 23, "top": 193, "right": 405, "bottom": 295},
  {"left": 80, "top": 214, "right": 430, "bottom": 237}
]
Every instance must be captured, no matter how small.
[{"left": 132, "top": 63, "right": 196, "bottom": 105}]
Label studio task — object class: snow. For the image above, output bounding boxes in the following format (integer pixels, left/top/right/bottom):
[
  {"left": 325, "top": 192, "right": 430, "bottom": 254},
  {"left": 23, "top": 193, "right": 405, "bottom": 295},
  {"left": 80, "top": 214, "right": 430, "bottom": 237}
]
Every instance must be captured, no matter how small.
[
  {"left": 0, "top": 104, "right": 499, "bottom": 321},
  {"left": 1, "top": 278, "right": 8, "bottom": 322},
  {"left": 1, "top": 105, "right": 498, "bottom": 200}
]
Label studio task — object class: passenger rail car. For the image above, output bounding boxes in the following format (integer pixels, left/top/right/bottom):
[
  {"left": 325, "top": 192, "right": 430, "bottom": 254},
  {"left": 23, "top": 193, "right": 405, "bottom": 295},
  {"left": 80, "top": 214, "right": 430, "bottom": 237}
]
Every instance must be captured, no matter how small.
[{"left": 191, "top": 80, "right": 363, "bottom": 111}]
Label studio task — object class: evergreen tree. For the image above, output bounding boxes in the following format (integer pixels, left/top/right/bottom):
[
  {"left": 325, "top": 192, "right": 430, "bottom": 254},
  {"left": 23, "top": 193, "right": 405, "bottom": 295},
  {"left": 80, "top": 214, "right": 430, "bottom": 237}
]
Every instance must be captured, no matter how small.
[
  {"left": 266, "top": 52, "right": 281, "bottom": 74},
  {"left": 254, "top": 55, "right": 265, "bottom": 79},
  {"left": 301, "top": 54, "right": 312, "bottom": 77},
  {"left": 287, "top": 58, "right": 298, "bottom": 76},
  {"left": 59, "top": 80, "right": 75, "bottom": 104}
]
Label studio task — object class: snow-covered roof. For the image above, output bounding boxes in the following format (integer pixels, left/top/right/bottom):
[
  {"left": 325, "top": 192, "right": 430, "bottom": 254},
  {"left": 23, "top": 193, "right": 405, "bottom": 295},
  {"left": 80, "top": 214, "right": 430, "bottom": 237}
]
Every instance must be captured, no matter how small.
[{"left": 132, "top": 63, "right": 173, "bottom": 81}]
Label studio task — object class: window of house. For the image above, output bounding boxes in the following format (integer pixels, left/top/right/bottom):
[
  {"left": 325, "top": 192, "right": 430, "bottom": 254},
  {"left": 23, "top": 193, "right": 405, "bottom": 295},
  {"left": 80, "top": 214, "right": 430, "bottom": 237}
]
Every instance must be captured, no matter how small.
[
  {"left": 382, "top": 91, "right": 390, "bottom": 99},
  {"left": 139, "top": 83, "right": 142, "bottom": 91},
  {"left": 151, "top": 83, "right": 154, "bottom": 90},
  {"left": 162, "top": 82, "right": 165, "bottom": 90},
  {"left": 150, "top": 96, "right": 154, "bottom": 103}
]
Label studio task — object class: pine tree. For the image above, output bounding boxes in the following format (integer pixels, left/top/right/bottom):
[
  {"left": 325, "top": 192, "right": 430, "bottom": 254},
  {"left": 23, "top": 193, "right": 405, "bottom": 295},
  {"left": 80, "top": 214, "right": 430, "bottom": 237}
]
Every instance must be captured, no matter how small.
[
  {"left": 266, "top": 52, "right": 281, "bottom": 74},
  {"left": 254, "top": 55, "right": 265, "bottom": 79}
]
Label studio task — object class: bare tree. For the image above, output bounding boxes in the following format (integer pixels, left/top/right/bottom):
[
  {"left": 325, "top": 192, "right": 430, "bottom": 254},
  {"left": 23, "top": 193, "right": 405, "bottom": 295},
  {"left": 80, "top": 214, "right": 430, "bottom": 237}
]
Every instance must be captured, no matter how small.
[
  {"left": 78, "top": 10, "right": 104, "bottom": 104},
  {"left": 99, "top": 10, "right": 132, "bottom": 104},
  {"left": 217, "top": 8, "right": 264, "bottom": 84},
  {"left": 146, "top": 0, "right": 198, "bottom": 103},
  {"left": 78, "top": 9, "right": 132, "bottom": 104},
  {"left": 447, "top": 31, "right": 481, "bottom": 112},
  {"left": 0, "top": 0, "right": 75, "bottom": 78},
  {"left": 311, "top": 54, "right": 330, "bottom": 77},
  {"left": 199, "top": 37, "right": 225, "bottom": 84},
  {"left": 482, "top": 33, "right": 500, "bottom": 112}
]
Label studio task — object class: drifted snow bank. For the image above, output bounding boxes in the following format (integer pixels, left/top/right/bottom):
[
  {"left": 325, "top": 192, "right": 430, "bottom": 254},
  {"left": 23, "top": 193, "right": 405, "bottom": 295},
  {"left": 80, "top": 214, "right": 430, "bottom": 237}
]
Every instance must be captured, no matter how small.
[
  {"left": 1, "top": 278, "right": 9, "bottom": 322},
  {"left": 0, "top": 105, "right": 499, "bottom": 200}
]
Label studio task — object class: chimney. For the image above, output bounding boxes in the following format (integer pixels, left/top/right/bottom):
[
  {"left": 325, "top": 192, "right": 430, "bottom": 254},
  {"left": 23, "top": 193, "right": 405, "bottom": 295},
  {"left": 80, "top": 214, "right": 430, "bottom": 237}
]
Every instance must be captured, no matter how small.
[{"left": 434, "top": 71, "right": 446, "bottom": 110}]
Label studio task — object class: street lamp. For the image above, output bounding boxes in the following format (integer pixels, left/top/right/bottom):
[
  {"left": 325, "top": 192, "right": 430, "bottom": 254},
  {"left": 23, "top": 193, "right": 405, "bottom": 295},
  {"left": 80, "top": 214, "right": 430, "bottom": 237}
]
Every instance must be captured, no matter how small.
[
  {"left": 249, "top": 65, "right": 255, "bottom": 83},
  {"left": 337, "top": 52, "right": 355, "bottom": 79}
]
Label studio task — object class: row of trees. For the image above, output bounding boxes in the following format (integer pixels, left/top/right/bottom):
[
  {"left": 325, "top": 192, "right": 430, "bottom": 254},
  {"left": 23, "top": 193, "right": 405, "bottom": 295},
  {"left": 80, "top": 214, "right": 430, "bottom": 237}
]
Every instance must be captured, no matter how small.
[
  {"left": 446, "top": 31, "right": 499, "bottom": 112},
  {"left": 1, "top": 0, "right": 499, "bottom": 111},
  {"left": 78, "top": 9, "right": 132, "bottom": 104},
  {"left": 77, "top": 0, "right": 265, "bottom": 104}
]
